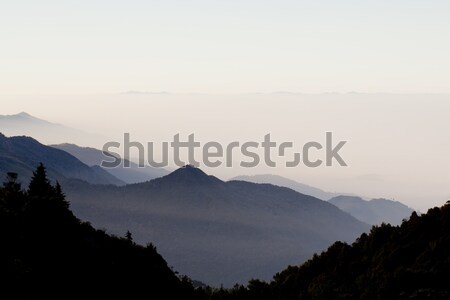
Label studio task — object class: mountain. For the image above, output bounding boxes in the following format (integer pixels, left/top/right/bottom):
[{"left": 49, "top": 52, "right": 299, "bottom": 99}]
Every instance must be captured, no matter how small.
[
  {"left": 0, "top": 112, "right": 102, "bottom": 146},
  {"left": 231, "top": 174, "right": 343, "bottom": 200},
  {"left": 211, "top": 203, "right": 450, "bottom": 300},
  {"left": 329, "top": 195, "right": 414, "bottom": 226},
  {"left": 0, "top": 133, "right": 124, "bottom": 185},
  {"left": 62, "top": 165, "right": 370, "bottom": 286},
  {"left": 232, "top": 175, "right": 413, "bottom": 226},
  {"left": 0, "top": 164, "right": 197, "bottom": 299},
  {"left": 51, "top": 143, "right": 169, "bottom": 184}
]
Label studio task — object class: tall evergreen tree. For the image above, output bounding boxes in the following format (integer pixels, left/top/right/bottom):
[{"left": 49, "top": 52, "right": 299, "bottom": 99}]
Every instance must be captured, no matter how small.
[
  {"left": 54, "top": 181, "right": 70, "bottom": 209},
  {"left": 28, "top": 163, "right": 54, "bottom": 198}
]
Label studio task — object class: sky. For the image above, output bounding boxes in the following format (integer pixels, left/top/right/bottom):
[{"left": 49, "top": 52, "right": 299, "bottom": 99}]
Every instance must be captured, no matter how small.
[
  {"left": 1, "top": 0, "right": 450, "bottom": 94},
  {"left": 1, "top": 1, "right": 450, "bottom": 211}
]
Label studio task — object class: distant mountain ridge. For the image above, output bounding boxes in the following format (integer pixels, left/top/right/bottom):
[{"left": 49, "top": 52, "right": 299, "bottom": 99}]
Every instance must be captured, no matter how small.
[
  {"left": 231, "top": 174, "right": 347, "bottom": 200},
  {"left": 233, "top": 174, "right": 414, "bottom": 226},
  {"left": 329, "top": 195, "right": 414, "bottom": 225},
  {"left": 0, "top": 133, "right": 123, "bottom": 185},
  {"left": 51, "top": 143, "right": 169, "bottom": 184},
  {"left": 0, "top": 112, "right": 103, "bottom": 146},
  {"left": 63, "top": 165, "right": 370, "bottom": 286},
  {"left": 0, "top": 111, "right": 53, "bottom": 125}
]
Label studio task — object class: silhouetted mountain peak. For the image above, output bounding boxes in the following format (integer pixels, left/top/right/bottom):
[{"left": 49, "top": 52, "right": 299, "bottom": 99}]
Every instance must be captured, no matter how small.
[
  {"left": 10, "top": 134, "right": 41, "bottom": 144},
  {"left": 163, "top": 165, "right": 223, "bottom": 185},
  {"left": 0, "top": 134, "right": 38, "bottom": 150}
]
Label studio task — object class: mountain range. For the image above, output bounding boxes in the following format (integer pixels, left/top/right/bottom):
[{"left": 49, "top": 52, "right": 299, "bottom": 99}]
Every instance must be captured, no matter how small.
[
  {"left": 0, "top": 131, "right": 414, "bottom": 286},
  {"left": 0, "top": 112, "right": 102, "bottom": 146},
  {"left": 2, "top": 154, "right": 447, "bottom": 299},
  {"left": 62, "top": 165, "right": 370, "bottom": 286},
  {"left": 51, "top": 143, "right": 169, "bottom": 184},
  {"left": 0, "top": 112, "right": 417, "bottom": 223},
  {"left": 231, "top": 174, "right": 342, "bottom": 200},
  {"left": 0, "top": 112, "right": 168, "bottom": 184},
  {"left": 233, "top": 174, "right": 414, "bottom": 226},
  {"left": 0, "top": 133, "right": 123, "bottom": 185},
  {"left": 329, "top": 195, "right": 414, "bottom": 226}
]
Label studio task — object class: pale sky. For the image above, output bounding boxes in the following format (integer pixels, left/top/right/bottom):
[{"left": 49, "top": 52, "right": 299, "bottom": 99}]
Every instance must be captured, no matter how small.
[
  {"left": 1, "top": 2, "right": 450, "bottom": 211},
  {"left": 1, "top": 0, "right": 450, "bottom": 94}
]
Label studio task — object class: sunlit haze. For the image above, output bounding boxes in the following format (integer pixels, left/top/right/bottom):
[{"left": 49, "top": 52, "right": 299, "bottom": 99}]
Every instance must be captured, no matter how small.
[
  {"left": 1, "top": 93, "right": 449, "bottom": 212},
  {"left": 1, "top": 1, "right": 450, "bottom": 211}
]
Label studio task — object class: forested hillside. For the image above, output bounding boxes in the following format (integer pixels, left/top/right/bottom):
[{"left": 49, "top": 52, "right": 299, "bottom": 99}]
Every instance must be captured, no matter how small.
[{"left": 0, "top": 164, "right": 198, "bottom": 299}]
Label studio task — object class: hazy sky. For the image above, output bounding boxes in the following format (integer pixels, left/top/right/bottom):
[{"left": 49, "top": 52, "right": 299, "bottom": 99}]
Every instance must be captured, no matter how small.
[
  {"left": 1, "top": 2, "right": 450, "bottom": 211},
  {"left": 1, "top": 0, "right": 450, "bottom": 94}
]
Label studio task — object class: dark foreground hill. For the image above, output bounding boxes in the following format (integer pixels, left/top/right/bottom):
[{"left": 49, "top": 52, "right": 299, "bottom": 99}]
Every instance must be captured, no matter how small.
[
  {"left": 0, "top": 133, "right": 123, "bottom": 185},
  {"left": 0, "top": 165, "right": 197, "bottom": 299},
  {"left": 63, "top": 165, "right": 369, "bottom": 286},
  {"left": 204, "top": 202, "right": 450, "bottom": 300}
]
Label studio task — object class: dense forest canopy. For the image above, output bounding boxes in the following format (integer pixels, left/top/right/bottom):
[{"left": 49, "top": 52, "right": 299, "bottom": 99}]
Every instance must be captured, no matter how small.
[
  {"left": 0, "top": 164, "right": 198, "bottom": 299},
  {"left": 203, "top": 203, "right": 450, "bottom": 300}
]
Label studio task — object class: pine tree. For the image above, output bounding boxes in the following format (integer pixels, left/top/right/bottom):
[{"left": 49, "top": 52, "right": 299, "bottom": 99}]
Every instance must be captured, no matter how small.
[
  {"left": 28, "top": 163, "right": 54, "bottom": 198},
  {"left": 125, "top": 230, "right": 133, "bottom": 243},
  {"left": 54, "top": 181, "right": 70, "bottom": 209}
]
